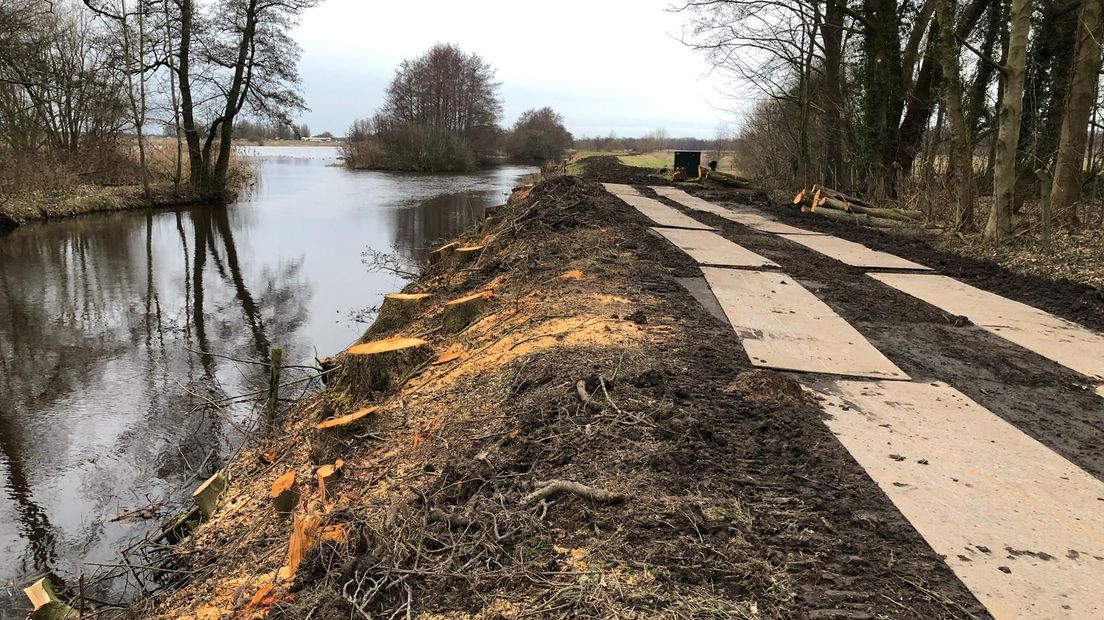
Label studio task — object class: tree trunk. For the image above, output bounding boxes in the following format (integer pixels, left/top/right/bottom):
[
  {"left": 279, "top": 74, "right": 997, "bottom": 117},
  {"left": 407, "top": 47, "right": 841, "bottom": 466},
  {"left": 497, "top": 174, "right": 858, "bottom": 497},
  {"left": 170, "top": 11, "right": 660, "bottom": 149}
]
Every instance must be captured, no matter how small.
[
  {"left": 860, "top": 0, "right": 905, "bottom": 196},
  {"left": 894, "top": 0, "right": 989, "bottom": 177},
  {"left": 937, "top": 0, "right": 976, "bottom": 229},
  {"left": 822, "top": 0, "right": 846, "bottom": 187},
  {"left": 989, "top": 0, "right": 1033, "bottom": 241},
  {"left": 1049, "top": 0, "right": 1104, "bottom": 225}
]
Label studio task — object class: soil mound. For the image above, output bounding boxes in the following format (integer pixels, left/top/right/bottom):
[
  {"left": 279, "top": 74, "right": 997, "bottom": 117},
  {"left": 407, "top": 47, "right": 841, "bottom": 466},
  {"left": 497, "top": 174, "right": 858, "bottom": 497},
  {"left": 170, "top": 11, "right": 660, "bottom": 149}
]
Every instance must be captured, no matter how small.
[{"left": 140, "top": 172, "right": 985, "bottom": 620}]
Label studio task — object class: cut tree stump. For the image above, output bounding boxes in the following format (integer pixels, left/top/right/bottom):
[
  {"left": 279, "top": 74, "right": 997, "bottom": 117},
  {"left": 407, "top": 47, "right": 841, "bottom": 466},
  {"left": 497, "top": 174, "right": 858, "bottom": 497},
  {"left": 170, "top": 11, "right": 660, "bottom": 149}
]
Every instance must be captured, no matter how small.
[
  {"left": 270, "top": 471, "right": 300, "bottom": 515},
  {"left": 24, "top": 578, "right": 72, "bottom": 620},
  {"left": 454, "top": 245, "right": 484, "bottom": 267},
  {"left": 442, "top": 291, "right": 493, "bottom": 333},
  {"left": 287, "top": 513, "right": 322, "bottom": 577},
  {"left": 192, "top": 471, "right": 228, "bottom": 520},
  {"left": 317, "top": 459, "right": 345, "bottom": 500},
  {"left": 366, "top": 293, "right": 429, "bottom": 336},
  {"left": 429, "top": 242, "right": 460, "bottom": 265},
  {"left": 334, "top": 337, "right": 434, "bottom": 394}
]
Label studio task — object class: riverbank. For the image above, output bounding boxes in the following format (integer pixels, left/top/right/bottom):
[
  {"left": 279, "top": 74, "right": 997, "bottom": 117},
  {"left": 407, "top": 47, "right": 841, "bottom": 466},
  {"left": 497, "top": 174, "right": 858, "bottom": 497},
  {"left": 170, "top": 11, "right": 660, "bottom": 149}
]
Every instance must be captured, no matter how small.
[
  {"left": 0, "top": 156, "right": 256, "bottom": 233},
  {"left": 0, "top": 183, "right": 204, "bottom": 232},
  {"left": 130, "top": 167, "right": 991, "bottom": 619}
]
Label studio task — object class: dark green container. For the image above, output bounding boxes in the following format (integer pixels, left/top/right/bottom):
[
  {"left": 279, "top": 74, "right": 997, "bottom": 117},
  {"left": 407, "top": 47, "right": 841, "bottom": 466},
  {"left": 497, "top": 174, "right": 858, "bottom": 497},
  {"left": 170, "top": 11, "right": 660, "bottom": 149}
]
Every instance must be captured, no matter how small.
[{"left": 674, "top": 151, "right": 702, "bottom": 174}]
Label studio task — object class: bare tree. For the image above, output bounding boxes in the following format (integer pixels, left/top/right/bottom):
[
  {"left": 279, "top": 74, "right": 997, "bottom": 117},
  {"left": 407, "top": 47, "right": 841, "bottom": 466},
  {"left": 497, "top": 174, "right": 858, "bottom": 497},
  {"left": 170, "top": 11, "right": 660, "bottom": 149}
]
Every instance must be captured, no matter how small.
[
  {"left": 1049, "top": 0, "right": 1104, "bottom": 225},
  {"left": 176, "top": 0, "right": 317, "bottom": 197},
  {"left": 989, "top": 0, "right": 1033, "bottom": 241},
  {"left": 937, "top": 0, "right": 975, "bottom": 229}
]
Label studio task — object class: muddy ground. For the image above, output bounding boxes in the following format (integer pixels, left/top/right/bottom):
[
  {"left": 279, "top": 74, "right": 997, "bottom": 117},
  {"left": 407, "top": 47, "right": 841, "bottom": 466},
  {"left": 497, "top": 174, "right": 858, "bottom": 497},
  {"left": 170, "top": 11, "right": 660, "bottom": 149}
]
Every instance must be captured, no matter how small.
[
  {"left": 140, "top": 165, "right": 1003, "bottom": 619},
  {"left": 585, "top": 155, "right": 1103, "bottom": 486}
]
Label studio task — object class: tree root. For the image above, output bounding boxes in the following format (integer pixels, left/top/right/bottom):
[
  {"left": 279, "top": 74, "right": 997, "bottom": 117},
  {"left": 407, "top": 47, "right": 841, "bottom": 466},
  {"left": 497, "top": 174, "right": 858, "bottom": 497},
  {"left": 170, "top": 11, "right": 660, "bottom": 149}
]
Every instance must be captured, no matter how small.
[{"left": 521, "top": 479, "right": 625, "bottom": 505}]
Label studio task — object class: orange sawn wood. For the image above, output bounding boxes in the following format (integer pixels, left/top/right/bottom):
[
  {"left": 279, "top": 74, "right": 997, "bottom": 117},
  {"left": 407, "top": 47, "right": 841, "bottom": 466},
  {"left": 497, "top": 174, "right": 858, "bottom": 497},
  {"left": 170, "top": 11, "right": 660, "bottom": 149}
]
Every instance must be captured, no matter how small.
[
  {"left": 316, "top": 406, "right": 379, "bottom": 431},
  {"left": 270, "top": 471, "right": 300, "bottom": 515},
  {"left": 317, "top": 459, "right": 345, "bottom": 500}
]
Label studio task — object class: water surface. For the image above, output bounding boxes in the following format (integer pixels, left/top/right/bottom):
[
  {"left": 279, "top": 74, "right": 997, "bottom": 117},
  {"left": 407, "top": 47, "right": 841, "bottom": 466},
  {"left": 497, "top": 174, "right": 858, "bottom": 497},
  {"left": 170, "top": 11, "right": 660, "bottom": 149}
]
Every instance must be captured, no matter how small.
[{"left": 0, "top": 146, "right": 532, "bottom": 610}]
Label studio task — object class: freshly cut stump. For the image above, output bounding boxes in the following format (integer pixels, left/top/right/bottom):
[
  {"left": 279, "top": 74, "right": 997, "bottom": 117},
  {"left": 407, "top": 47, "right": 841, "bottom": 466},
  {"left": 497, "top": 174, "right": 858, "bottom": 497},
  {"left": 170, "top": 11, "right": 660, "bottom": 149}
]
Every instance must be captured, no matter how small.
[
  {"left": 454, "top": 245, "right": 484, "bottom": 267},
  {"left": 317, "top": 459, "right": 345, "bottom": 500},
  {"left": 429, "top": 241, "right": 459, "bottom": 265},
  {"left": 192, "top": 471, "right": 228, "bottom": 520},
  {"left": 335, "top": 337, "right": 434, "bottom": 394},
  {"left": 314, "top": 406, "right": 379, "bottom": 460},
  {"left": 442, "top": 291, "right": 492, "bottom": 333},
  {"left": 366, "top": 293, "right": 429, "bottom": 336},
  {"left": 270, "top": 471, "right": 300, "bottom": 515},
  {"left": 24, "top": 578, "right": 72, "bottom": 620}
]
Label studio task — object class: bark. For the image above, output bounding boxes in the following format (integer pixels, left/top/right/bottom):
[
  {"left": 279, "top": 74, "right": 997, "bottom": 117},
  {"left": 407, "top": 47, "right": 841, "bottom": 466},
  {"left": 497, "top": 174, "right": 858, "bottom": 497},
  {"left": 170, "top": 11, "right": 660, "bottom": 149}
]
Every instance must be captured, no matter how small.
[
  {"left": 937, "top": 0, "right": 976, "bottom": 228},
  {"left": 1049, "top": 0, "right": 1104, "bottom": 225},
  {"left": 822, "top": 0, "right": 847, "bottom": 186},
  {"left": 860, "top": 0, "right": 904, "bottom": 196},
  {"left": 989, "top": 0, "right": 1033, "bottom": 241},
  {"left": 442, "top": 292, "right": 490, "bottom": 333}
]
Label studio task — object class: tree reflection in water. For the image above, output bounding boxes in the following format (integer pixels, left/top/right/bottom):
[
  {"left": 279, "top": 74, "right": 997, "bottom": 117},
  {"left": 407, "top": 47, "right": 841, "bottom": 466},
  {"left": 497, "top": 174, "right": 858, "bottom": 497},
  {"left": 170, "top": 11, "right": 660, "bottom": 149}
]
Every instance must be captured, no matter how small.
[
  {"left": 0, "top": 150, "right": 531, "bottom": 612},
  {"left": 0, "top": 204, "right": 310, "bottom": 605}
]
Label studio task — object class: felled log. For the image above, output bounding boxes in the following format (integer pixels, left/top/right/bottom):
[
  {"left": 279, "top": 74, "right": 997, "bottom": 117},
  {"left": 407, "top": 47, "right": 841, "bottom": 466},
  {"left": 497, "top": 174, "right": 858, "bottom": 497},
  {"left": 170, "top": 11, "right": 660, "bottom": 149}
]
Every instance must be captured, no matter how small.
[
  {"left": 366, "top": 293, "right": 429, "bottom": 336},
  {"left": 792, "top": 189, "right": 806, "bottom": 205},
  {"left": 813, "top": 184, "right": 878, "bottom": 210},
  {"left": 705, "top": 169, "right": 753, "bottom": 188},
  {"left": 813, "top": 206, "right": 924, "bottom": 229},
  {"left": 317, "top": 459, "right": 345, "bottom": 500},
  {"left": 192, "top": 471, "right": 228, "bottom": 520},
  {"left": 442, "top": 291, "right": 493, "bottom": 333},
  {"left": 270, "top": 471, "right": 300, "bottom": 515},
  {"left": 428, "top": 242, "right": 459, "bottom": 265},
  {"left": 454, "top": 245, "right": 484, "bottom": 267},
  {"left": 333, "top": 337, "right": 434, "bottom": 394},
  {"left": 24, "top": 578, "right": 72, "bottom": 620},
  {"left": 818, "top": 196, "right": 924, "bottom": 222}
]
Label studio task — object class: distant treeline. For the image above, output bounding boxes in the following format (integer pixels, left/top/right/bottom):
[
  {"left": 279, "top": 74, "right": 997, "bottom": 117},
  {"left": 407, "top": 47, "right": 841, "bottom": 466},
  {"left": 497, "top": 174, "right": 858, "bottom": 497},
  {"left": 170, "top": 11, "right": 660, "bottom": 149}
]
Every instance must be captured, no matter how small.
[
  {"left": 341, "top": 44, "right": 574, "bottom": 172},
  {"left": 573, "top": 132, "right": 738, "bottom": 155}
]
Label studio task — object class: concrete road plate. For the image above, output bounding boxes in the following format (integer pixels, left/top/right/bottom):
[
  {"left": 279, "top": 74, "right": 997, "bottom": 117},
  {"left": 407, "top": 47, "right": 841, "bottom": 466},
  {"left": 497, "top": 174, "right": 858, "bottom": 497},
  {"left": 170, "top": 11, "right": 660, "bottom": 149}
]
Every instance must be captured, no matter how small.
[
  {"left": 870, "top": 273, "right": 1104, "bottom": 381},
  {"left": 702, "top": 268, "right": 908, "bottom": 379},
  {"left": 649, "top": 186, "right": 732, "bottom": 215},
  {"left": 651, "top": 227, "right": 778, "bottom": 267},
  {"left": 601, "top": 182, "right": 639, "bottom": 196},
  {"left": 611, "top": 193, "right": 715, "bottom": 230},
  {"left": 779, "top": 234, "right": 931, "bottom": 270},
  {"left": 814, "top": 379, "right": 1104, "bottom": 620}
]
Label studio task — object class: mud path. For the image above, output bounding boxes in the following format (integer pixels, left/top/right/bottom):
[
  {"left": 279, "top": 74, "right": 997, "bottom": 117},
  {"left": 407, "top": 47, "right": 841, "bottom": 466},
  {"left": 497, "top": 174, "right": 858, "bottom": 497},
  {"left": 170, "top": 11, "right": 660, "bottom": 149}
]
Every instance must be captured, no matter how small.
[
  {"left": 584, "top": 156, "right": 1104, "bottom": 617},
  {"left": 639, "top": 183, "right": 1104, "bottom": 480}
]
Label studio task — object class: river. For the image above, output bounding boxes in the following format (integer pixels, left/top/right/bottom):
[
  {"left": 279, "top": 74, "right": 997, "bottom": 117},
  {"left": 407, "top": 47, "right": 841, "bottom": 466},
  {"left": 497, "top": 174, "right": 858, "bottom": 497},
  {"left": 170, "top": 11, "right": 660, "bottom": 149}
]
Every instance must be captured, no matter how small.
[{"left": 0, "top": 146, "right": 534, "bottom": 611}]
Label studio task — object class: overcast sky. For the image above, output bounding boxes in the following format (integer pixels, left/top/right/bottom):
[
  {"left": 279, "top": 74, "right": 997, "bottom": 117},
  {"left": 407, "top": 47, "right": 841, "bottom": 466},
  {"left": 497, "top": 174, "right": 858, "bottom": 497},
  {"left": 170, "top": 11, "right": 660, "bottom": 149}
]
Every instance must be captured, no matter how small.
[{"left": 291, "top": 0, "right": 746, "bottom": 139}]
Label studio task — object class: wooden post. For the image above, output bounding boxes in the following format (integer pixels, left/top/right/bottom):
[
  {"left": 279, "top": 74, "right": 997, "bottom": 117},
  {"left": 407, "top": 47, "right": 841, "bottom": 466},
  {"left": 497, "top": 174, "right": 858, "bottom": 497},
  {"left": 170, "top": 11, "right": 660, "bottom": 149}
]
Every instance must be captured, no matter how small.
[{"left": 267, "top": 347, "right": 283, "bottom": 424}]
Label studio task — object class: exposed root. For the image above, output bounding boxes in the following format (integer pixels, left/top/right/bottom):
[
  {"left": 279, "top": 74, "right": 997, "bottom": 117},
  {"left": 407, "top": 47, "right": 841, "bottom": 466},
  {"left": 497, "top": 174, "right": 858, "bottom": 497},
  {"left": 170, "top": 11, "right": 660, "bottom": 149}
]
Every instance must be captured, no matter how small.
[{"left": 521, "top": 480, "right": 625, "bottom": 506}]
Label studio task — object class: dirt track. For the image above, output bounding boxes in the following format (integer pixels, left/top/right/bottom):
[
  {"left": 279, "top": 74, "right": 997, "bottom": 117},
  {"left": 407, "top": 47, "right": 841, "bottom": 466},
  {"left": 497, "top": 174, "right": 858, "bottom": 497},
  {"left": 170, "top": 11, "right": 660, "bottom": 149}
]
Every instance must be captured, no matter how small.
[
  {"left": 150, "top": 161, "right": 1015, "bottom": 619},
  {"left": 588, "top": 155, "right": 1104, "bottom": 482}
]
